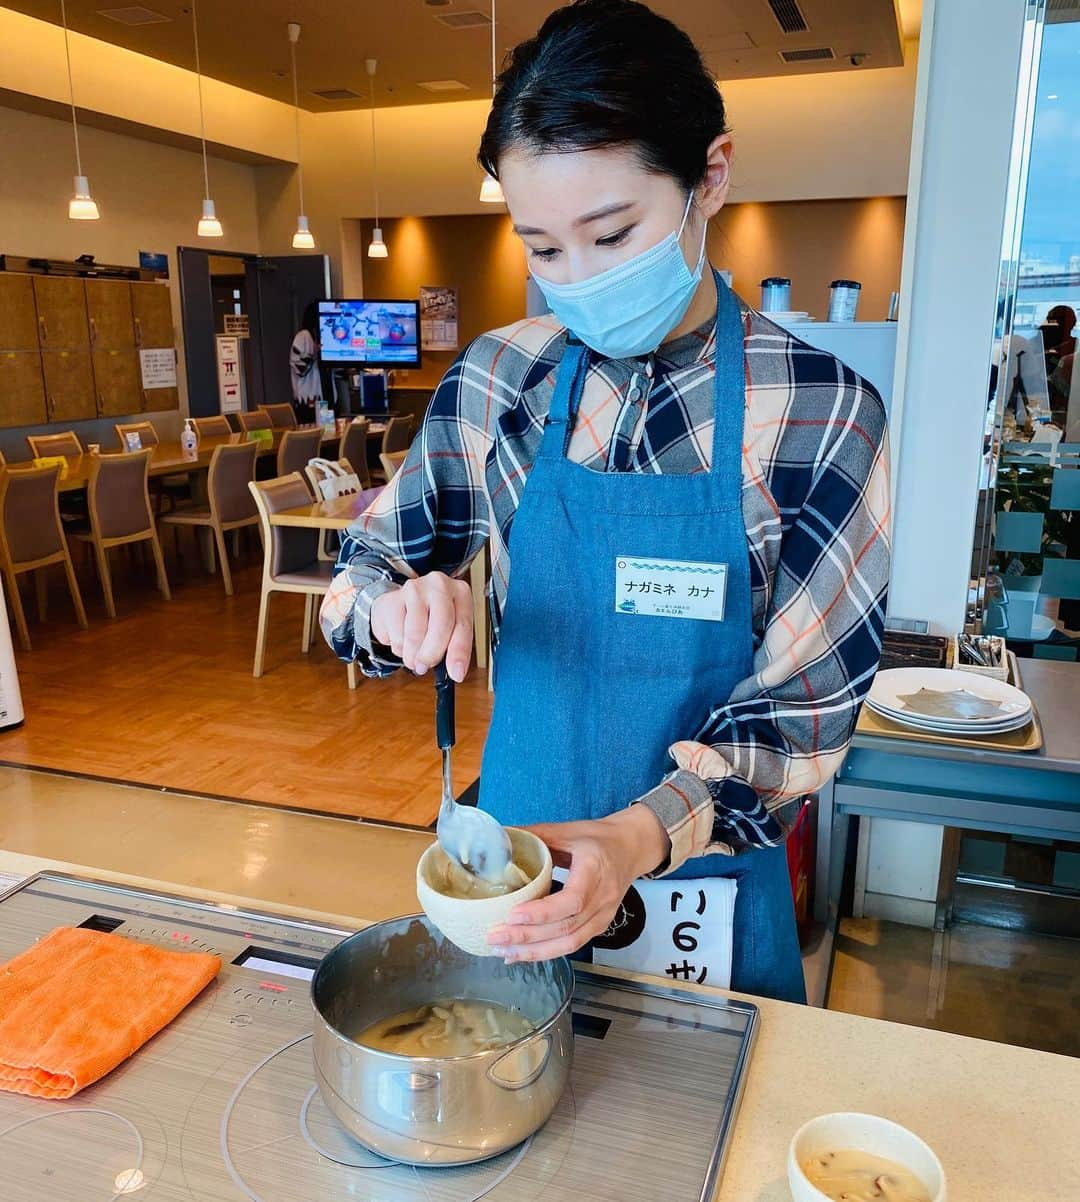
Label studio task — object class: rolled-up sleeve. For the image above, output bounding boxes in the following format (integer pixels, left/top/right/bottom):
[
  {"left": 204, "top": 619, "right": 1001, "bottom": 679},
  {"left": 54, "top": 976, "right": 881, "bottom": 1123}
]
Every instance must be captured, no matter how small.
[{"left": 636, "top": 379, "right": 892, "bottom": 872}]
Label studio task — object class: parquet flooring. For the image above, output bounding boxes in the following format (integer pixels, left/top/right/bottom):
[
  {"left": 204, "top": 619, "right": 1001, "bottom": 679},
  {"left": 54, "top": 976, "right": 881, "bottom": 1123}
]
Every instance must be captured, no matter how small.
[{"left": 0, "top": 539, "right": 493, "bottom": 826}]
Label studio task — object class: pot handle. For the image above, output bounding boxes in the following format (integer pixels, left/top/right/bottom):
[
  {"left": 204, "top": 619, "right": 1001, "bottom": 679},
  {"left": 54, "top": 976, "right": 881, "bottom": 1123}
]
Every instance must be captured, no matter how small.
[{"left": 486, "top": 1034, "right": 552, "bottom": 1091}]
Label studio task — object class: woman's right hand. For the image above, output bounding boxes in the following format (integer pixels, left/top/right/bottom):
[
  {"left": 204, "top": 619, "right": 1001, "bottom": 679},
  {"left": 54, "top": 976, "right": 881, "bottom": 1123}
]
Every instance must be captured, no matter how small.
[{"left": 370, "top": 572, "right": 474, "bottom": 682}]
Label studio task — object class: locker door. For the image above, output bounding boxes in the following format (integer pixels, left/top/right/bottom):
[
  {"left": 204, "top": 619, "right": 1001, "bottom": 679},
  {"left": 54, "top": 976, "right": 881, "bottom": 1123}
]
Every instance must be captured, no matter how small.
[
  {"left": 0, "top": 275, "right": 40, "bottom": 350},
  {"left": 32, "top": 277, "right": 90, "bottom": 349},
  {"left": 42, "top": 350, "right": 96, "bottom": 423},
  {"left": 0, "top": 351, "right": 47, "bottom": 428},
  {"left": 86, "top": 279, "right": 136, "bottom": 351},
  {"left": 93, "top": 349, "right": 142, "bottom": 417}
]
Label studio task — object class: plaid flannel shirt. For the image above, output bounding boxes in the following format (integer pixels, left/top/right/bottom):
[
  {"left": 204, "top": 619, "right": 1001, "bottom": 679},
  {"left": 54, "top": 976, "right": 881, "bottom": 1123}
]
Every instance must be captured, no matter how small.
[{"left": 321, "top": 299, "right": 891, "bottom": 873}]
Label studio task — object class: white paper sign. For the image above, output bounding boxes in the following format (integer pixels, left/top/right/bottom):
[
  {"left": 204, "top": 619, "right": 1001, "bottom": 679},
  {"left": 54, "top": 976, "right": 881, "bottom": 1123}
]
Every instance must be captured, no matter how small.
[
  {"left": 552, "top": 868, "right": 737, "bottom": 989},
  {"left": 420, "top": 286, "right": 459, "bottom": 351},
  {"left": 614, "top": 557, "right": 728, "bottom": 622},
  {"left": 139, "top": 347, "right": 177, "bottom": 390},
  {"left": 215, "top": 335, "right": 243, "bottom": 414}
]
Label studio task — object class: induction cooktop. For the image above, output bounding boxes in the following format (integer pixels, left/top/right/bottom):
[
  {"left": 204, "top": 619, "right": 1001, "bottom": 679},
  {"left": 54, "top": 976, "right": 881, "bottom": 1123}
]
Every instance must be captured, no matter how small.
[{"left": 0, "top": 873, "right": 757, "bottom": 1202}]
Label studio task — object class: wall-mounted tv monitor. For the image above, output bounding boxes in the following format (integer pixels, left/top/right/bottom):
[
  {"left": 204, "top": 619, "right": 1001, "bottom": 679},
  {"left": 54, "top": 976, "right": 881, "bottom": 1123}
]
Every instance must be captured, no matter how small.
[{"left": 317, "top": 299, "right": 421, "bottom": 368}]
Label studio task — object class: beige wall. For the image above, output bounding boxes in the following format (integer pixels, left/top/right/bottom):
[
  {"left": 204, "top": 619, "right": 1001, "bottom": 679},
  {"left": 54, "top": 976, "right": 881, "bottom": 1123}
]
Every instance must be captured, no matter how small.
[
  {"left": 712, "top": 195, "right": 907, "bottom": 321},
  {"left": 346, "top": 195, "right": 907, "bottom": 393},
  {"left": 355, "top": 215, "right": 527, "bottom": 391},
  {"left": 0, "top": 104, "right": 262, "bottom": 424}
]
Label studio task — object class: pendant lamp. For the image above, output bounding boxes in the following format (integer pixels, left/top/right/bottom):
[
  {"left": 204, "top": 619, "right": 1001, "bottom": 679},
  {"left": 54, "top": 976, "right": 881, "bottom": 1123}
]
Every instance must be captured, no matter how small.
[
  {"left": 288, "top": 23, "right": 315, "bottom": 249},
  {"left": 192, "top": 0, "right": 223, "bottom": 237},
  {"left": 366, "top": 59, "right": 388, "bottom": 258},
  {"left": 60, "top": 0, "right": 99, "bottom": 219},
  {"left": 479, "top": 0, "right": 504, "bottom": 203}
]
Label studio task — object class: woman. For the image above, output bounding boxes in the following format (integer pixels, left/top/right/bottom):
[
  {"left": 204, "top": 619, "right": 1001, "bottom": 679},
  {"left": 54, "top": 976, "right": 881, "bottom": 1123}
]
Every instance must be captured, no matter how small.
[{"left": 321, "top": 0, "right": 890, "bottom": 1003}]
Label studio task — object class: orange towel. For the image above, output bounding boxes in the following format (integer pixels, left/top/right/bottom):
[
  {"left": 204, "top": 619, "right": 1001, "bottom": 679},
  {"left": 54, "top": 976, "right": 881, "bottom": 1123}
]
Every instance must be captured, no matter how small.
[{"left": 0, "top": 925, "right": 220, "bottom": 1099}]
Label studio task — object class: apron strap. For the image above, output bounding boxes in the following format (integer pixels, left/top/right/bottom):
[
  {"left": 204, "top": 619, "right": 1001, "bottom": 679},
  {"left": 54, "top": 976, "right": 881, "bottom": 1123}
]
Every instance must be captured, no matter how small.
[
  {"left": 709, "top": 271, "right": 746, "bottom": 478},
  {"left": 538, "top": 338, "right": 590, "bottom": 461}
]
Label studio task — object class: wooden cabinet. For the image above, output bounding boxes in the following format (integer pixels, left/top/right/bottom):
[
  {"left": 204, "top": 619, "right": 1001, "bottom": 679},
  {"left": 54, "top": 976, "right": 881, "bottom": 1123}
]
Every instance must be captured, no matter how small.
[
  {"left": 0, "top": 275, "right": 40, "bottom": 350},
  {"left": 85, "top": 279, "right": 136, "bottom": 351},
  {"left": 0, "top": 351, "right": 47, "bottom": 428},
  {"left": 93, "top": 349, "right": 142, "bottom": 417},
  {"left": 130, "top": 282, "right": 174, "bottom": 348},
  {"left": 32, "top": 277, "right": 89, "bottom": 350},
  {"left": 0, "top": 272, "right": 179, "bottom": 427},
  {"left": 41, "top": 350, "right": 96, "bottom": 423}
]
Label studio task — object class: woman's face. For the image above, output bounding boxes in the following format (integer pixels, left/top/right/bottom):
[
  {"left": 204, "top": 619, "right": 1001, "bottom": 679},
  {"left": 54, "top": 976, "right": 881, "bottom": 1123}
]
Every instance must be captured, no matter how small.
[{"left": 499, "top": 144, "right": 724, "bottom": 287}]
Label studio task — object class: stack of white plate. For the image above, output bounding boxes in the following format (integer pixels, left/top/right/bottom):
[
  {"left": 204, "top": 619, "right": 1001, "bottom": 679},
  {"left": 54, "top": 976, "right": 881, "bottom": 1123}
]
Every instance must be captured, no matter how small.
[{"left": 867, "top": 667, "right": 1032, "bottom": 736}]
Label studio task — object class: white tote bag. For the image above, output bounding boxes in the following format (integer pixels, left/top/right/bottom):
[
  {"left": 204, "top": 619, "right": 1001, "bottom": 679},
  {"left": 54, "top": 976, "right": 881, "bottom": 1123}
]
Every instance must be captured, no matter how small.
[{"left": 308, "top": 457, "right": 361, "bottom": 501}]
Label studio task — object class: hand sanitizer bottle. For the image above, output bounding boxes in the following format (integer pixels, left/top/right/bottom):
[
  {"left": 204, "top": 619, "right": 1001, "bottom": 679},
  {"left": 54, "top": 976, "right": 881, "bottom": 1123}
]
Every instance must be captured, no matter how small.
[{"left": 181, "top": 418, "right": 198, "bottom": 461}]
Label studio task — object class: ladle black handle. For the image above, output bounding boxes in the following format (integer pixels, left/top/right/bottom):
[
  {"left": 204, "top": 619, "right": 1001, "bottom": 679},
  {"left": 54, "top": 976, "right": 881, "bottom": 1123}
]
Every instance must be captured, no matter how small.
[{"left": 435, "top": 661, "right": 456, "bottom": 751}]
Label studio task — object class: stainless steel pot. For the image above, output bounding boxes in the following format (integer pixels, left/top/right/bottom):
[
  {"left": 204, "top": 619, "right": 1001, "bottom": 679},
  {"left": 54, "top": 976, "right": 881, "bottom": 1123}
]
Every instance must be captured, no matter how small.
[{"left": 311, "top": 913, "right": 574, "bottom": 1166}]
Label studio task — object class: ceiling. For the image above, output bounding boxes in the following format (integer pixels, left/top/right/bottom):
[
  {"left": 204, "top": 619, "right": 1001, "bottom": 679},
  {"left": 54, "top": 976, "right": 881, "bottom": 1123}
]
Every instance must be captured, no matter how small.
[{"left": 6, "top": 0, "right": 906, "bottom": 112}]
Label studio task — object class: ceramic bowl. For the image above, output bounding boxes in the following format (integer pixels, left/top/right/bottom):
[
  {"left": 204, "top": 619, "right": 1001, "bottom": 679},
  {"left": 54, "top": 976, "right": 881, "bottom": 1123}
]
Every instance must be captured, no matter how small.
[
  {"left": 416, "top": 827, "right": 553, "bottom": 957},
  {"left": 789, "top": 1112, "right": 946, "bottom": 1202}
]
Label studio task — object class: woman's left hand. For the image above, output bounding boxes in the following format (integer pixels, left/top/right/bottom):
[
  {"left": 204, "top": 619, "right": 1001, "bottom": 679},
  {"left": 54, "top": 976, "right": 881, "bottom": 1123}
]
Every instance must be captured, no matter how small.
[{"left": 486, "top": 806, "right": 671, "bottom": 962}]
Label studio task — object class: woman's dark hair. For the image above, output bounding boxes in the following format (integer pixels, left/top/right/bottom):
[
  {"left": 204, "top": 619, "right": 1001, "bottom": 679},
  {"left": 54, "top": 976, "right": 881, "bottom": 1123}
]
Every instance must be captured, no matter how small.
[{"left": 478, "top": 0, "right": 727, "bottom": 192}]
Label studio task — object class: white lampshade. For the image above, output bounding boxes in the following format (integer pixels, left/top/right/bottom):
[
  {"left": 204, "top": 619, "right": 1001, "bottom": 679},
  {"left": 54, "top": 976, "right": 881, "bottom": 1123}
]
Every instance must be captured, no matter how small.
[
  {"left": 197, "top": 197, "right": 224, "bottom": 238},
  {"left": 479, "top": 173, "right": 505, "bottom": 203},
  {"left": 368, "top": 226, "right": 388, "bottom": 258},
  {"left": 292, "top": 214, "right": 315, "bottom": 249},
  {"left": 69, "top": 175, "right": 100, "bottom": 221}
]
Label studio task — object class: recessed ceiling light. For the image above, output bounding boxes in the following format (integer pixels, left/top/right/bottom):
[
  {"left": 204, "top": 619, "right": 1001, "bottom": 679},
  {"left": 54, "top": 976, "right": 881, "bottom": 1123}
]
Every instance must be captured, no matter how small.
[
  {"left": 97, "top": 6, "right": 170, "bottom": 24},
  {"left": 418, "top": 79, "right": 469, "bottom": 92}
]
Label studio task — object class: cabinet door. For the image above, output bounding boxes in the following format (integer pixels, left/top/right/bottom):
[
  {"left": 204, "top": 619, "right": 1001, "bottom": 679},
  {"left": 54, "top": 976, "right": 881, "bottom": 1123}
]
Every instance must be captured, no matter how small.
[
  {"left": 93, "top": 349, "right": 142, "bottom": 417},
  {"left": 85, "top": 280, "right": 136, "bottom": 351},
  {"left": 0, "top": 275, "right": 40, "bottom": 350},
  {"left": 41, "top": 350, "right": 96, "bottom": 423},
  {"left": 142, "top": 381, "right": 179, "bottom": 413},
  {"left": 32, "top": 277, "right": 90, "bottom": 350},
  {"left": 130, "top": 281, "right": 175, "bottom": 348},
  {"left": 0, "top": 351, "right": 47, "bottom": 428}
]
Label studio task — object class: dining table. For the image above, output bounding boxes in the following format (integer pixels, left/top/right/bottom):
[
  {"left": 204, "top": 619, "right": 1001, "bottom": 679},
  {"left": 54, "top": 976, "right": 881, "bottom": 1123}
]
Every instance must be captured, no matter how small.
[{"left": 8, "top": 421, "right": 388, "bottom": 494}]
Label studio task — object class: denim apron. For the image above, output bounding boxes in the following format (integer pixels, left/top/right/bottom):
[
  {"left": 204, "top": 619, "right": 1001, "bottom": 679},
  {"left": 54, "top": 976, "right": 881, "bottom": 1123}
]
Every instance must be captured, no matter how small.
[{"left": 479, "top": 274, "right": 805, "bottom": 1002}]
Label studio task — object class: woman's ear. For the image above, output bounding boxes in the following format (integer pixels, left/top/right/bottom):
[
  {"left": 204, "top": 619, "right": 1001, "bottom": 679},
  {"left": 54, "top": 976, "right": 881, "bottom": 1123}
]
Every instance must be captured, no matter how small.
[{"left": 698, "top": 133, "right": 734, "bottom": 218}]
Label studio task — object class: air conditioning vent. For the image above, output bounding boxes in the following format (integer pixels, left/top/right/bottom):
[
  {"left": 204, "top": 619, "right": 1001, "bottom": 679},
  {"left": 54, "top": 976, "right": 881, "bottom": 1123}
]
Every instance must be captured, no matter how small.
[
  {"left": 97, "top": 5, "right": 170, "bottom": 24},
  {"left": 434, "top": 11, "right": 492, "bottom": 29},
  {"left": 779, "top": 46, "right": 835, "bottom": 63},
  {"left": 312, "top": 87, "right": 363, "bottom": 102},
  {"left": 767, "top": 0, "right": 809, "bottom": 34}
]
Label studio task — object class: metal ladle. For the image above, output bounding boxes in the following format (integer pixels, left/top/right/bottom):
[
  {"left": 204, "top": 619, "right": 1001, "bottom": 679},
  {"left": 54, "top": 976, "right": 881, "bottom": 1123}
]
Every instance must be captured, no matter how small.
[{"left": 434, "top": 662, "right": 513, "bottom": 883}]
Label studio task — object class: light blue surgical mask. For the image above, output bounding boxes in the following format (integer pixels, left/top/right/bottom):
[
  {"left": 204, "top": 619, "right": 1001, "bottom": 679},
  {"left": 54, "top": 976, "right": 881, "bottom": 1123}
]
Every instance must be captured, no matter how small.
[{"left": 531, "top": 191, "right": 707, "bottom": 360}]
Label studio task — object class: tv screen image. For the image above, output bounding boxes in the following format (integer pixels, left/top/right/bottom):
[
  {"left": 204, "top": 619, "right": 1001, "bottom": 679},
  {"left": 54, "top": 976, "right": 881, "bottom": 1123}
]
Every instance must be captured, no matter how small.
[{"left": 317, "top": 299, "right": 421, "bottom": 367}]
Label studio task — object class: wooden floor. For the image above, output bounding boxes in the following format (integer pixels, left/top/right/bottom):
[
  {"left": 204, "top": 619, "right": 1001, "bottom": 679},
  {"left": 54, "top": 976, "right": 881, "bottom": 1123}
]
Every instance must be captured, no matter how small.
[{"left": 1, "top": 536, "right": 494, "bottom": 826}]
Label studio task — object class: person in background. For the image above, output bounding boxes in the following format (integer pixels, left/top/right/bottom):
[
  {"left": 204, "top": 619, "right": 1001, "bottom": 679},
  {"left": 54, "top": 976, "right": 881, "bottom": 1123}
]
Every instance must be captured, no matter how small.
[
  {"left": 320, "top": 0, "right": 890, "bottom": 1003},
  {"left": 289, "top": 301, "right": 324, "bottom": 424},
  {"left": 1044, "top": 305, "right": 1077, "bottom": 419}
]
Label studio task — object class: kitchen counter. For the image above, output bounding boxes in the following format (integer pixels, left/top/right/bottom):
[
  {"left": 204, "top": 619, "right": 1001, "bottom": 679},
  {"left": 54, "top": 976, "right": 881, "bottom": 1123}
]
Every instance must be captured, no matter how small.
[{"left": 0, "top": 766, "right": 1077, "bottom": 1201}]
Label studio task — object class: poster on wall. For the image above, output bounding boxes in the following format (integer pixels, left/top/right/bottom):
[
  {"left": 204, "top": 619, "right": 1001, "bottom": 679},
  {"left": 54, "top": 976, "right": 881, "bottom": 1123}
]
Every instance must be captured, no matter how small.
[
  {"left": 139, "top": 347, "right": 177, "bottom": 390},
  {"left": 419, "top": 286, "right": 459, "bottom": 351},
  {"left": 215, "top": 335, "right": 244, "bottom": 413}
]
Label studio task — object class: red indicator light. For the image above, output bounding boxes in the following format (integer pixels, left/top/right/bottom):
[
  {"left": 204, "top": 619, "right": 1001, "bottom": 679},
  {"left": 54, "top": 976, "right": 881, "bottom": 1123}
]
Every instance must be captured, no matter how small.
[{"left": 259, "top": 982, "right": 288, "bottom": 993}]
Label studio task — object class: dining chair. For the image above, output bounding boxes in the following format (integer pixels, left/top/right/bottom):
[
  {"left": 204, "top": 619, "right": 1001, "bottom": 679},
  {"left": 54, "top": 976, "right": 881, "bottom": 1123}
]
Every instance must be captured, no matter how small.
[
  {"left": 74, "top": 449, "right": 171, "bottom": 618},
  {"left": 193, "top": 415, "right": 233, "bottom": 440},
  {"left": 238, "top": 410, "right": 273, "bottom": 434},
  {"left": 260, "top": 403, "right": 298, "bottom": 430},
  {"left": 340, "top": 418, "right": 372, "bottom": 488},
  {"left": 114, "top": 420, "right": 189, "bottom": 511},
  {"left": 27, "top": 431, "right": 83, "bottom": 458},
  {"left": 372, "top": 415, "right": 415, "bottom": 482},
  {"left": 114, "top": 420, "right": 159, "bottom": 451},
  {"left": 277, "top": 427, "right": 324, "bottom": 480},
  {"left": 159, "top": 441, "right": 259, "bottom": 596},
  {"left": 248, "top": 473, "right": 358, "bottom": 687},
  {"left": 0, "top": 464, "right": 88, "bottom": 651},
  {"left": 379, "top": 449, "right": 408, "bottom": 481}
]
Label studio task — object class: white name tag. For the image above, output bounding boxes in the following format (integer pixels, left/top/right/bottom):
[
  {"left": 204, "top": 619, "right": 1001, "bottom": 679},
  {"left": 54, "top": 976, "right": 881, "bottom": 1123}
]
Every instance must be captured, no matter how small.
[{"left": 614, "top": 557, "right": 728, "bottom": 622}]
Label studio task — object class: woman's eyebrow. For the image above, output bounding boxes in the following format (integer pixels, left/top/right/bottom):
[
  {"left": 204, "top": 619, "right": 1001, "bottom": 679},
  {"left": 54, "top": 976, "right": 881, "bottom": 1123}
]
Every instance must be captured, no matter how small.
[{"left": 513, "top": 201, "right": 636, "bottom": 238}]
